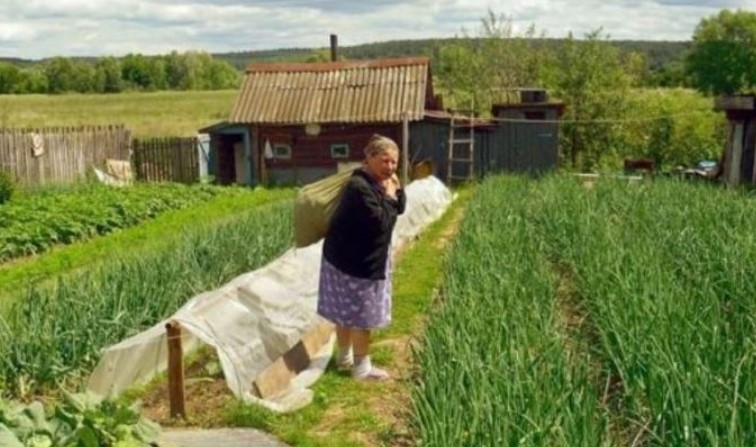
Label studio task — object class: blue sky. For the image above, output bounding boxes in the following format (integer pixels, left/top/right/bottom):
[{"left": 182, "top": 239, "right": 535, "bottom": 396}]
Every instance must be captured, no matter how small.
[{"left": 1, "top": 0, "right": 754, "bottom": 59}]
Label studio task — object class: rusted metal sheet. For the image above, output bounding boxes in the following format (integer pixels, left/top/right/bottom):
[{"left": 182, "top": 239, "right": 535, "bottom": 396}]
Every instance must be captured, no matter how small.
[{"left": 230, "top": 57, "right": 430, "bottom": 124}]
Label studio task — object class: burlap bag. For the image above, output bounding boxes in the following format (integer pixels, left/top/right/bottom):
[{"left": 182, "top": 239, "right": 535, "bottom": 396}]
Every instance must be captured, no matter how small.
[{"left": 293, "top": 169, "right": 354, "bottom": 247}]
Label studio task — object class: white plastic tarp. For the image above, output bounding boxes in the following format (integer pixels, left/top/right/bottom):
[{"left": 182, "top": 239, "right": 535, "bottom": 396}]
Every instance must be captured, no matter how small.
[{"left": 87, "top": 176, "right": 452, "bottom": 412}]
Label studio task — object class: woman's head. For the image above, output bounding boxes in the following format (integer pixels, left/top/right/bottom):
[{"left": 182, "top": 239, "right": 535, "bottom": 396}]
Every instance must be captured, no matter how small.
[{"left": 363, "top": 135, "right": 399, "bottom": 181}]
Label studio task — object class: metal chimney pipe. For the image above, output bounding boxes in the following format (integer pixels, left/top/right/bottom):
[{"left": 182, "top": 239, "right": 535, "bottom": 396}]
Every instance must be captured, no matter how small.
[{"left": 330, "top": 34, "right": 338, "bottom": 62}]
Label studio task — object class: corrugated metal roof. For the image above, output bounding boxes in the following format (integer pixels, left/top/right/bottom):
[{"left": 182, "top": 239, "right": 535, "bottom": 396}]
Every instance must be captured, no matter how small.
[{"left": 230, "top": 57, "right": 431, "bottom": 124}]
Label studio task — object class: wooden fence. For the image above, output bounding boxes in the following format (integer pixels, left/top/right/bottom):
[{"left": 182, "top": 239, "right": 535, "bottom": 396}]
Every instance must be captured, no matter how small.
[
  {"left": 132, "top": 137, "right": 199, "bottom": 184},
  {"left": 0, "top": 125, "right": 131, "bottom": 186}
]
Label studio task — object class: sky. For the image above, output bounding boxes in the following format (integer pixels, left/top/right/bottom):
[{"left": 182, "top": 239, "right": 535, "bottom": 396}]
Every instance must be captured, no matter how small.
[{"left": 1, "top": 0, "right": 754, "bottom": 60}]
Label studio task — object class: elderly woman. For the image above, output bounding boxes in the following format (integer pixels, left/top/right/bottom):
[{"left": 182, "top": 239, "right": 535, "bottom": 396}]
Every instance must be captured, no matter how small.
[{"left": 318, "top": 135, "right": 406, "bottom": 380}]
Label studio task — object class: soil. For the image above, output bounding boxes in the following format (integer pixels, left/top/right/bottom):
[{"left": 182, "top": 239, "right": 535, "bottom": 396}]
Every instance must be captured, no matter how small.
[{"left": 141, "top": 351, "right": 234, "bottom": 427}]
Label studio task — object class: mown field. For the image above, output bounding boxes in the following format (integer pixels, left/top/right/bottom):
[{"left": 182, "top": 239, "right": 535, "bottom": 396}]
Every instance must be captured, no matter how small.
[
  {"left": 413, "top": 175, "right": 756, "bottom": 446},
  {"left": 0, "top": 90, "right": 237, "bottom": 137}
]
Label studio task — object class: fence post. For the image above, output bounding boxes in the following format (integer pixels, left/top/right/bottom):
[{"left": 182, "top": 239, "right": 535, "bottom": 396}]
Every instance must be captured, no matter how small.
[
  {"left": 131, "top": 139, "right": 138, "bottom": 181},
  {"left": 166, "top": 321, "right": 186, "bottom": 419}
]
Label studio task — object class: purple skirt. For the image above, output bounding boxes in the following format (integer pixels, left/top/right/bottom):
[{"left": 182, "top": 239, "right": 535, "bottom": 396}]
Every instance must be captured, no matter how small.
[{"left": 317, "top": 256, "right": 392, "bottom": 329}]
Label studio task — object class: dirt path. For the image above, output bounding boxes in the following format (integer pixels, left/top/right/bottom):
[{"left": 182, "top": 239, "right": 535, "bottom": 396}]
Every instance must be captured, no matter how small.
[{"left": 158, "top": 428, "right": 289, "bottom": 447}]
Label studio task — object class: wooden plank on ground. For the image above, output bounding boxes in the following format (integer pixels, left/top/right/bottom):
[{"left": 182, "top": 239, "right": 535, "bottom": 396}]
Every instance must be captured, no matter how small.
[{"left": 252, "top": 322, "right": 334, "bottom": 399}]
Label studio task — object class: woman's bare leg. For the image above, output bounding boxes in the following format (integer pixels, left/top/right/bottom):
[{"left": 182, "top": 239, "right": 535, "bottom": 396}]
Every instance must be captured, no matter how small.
[
  {"left": 351, "top": 329, "right": 389, "bottom": 380},
  {"left": 335, "top": 325, "right": 353, "bottom": 368}
]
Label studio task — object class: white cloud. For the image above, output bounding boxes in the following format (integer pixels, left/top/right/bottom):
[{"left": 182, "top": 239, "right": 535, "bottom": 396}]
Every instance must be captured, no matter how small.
[{"left": 2, "top": 0, "right": 755, "bottom": 59}]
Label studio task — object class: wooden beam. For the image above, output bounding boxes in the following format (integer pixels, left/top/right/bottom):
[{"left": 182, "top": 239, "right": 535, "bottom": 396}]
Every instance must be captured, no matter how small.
[
  {"left": 166, "top": 321, "right": 186, "bottom": 419},
  {"left": 727, "top": 123, "right": 745, "bottom": 187},
  {"left": 715, "top": 96, "right": 755, "bottom": 111},
  {"left": 252, "top": 322, "right": 334, "bottom": 399},
  {"left": 401, "top": 112, "right": 409, "bottom": 185}
]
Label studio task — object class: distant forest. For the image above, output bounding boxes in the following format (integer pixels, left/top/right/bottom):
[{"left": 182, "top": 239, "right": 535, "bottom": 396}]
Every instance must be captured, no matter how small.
[
  {"left": 0, "top": 38, "right": 690, "bottom": 94},
  {"left": 213, "top": 38, "right": 690, "bottom": 72}
]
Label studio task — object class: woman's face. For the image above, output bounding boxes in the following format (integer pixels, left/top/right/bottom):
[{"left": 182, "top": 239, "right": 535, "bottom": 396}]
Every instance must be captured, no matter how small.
[{"left": 364, "top": 149, "right": 399, "bottom": 181}]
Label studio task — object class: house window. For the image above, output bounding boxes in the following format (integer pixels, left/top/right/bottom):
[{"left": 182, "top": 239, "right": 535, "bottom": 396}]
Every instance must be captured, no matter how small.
[
  {"left": 272, "top": 143, "right": 292, "bottom": 160},
  {"left": 330, "top": 144, "right": 350, "bottom": 159}
]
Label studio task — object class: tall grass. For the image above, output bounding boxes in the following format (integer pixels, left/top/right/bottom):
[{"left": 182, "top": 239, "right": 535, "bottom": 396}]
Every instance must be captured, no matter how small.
[{"left": 0, "top": 200, "right": 293, "bottom": 397}]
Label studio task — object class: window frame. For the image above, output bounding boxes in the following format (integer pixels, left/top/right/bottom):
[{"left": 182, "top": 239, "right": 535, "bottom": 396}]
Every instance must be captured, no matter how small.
[
  {"left": 330, "top": 143, "right": 350, "bottom": 159},
  {"left": 272, "top": 143, "right": 292, "bottom": 160}
]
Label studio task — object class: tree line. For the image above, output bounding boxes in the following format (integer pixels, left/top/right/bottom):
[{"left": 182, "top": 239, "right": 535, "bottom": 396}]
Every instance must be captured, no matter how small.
[
  {"left": 433, "top": 9, "right": 755, "bottom": 171},
  {"left": 0, "top": 51, "right": 241, "bottom": 94}
]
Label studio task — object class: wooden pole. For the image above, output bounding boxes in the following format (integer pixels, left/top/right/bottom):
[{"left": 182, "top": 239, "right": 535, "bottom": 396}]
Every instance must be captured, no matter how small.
[
  {"left": 401, "top": 112, "right": 409, "bottom": 185},
  {"left": 166, "top": 321, "right": 186, "bottom": 419}
]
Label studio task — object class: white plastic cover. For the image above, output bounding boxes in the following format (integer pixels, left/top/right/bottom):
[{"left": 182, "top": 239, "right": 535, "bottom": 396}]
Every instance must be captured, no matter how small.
[{"left": 87, "top": 176, "right": 452, "bottom": 412}]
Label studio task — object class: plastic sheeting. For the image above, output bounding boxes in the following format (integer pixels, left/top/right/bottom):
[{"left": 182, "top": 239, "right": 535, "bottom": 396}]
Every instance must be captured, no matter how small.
[{"left": 87, "top": 176, "right": 452, "bottom": 412}]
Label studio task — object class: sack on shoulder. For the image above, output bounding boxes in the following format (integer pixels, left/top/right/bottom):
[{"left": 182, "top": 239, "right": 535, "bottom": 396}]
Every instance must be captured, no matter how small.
[{"left": 293, "top": 169, "right": 354, "bottom": 247}]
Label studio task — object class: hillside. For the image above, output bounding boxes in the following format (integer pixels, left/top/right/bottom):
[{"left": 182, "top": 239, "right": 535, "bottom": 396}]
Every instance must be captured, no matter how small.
[{"left": 213, "top": 38, "right": 690, "bottom": 71}]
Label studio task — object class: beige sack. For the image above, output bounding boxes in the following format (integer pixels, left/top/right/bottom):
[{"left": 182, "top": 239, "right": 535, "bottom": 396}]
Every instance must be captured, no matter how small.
[{"left": 293, "top": 169, "right": 354, "bottom": 247}]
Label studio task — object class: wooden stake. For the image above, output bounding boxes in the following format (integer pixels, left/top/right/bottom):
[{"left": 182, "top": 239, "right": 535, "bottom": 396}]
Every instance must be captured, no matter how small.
[{"left": 166, "top": 321, "right": 186, "bottom": 419}]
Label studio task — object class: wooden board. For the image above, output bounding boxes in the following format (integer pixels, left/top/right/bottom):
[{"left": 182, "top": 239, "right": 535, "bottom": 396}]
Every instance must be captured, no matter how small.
[
  {"left": 252, "top": 322, "right": 334, "bottom": 399},
  {"left": 715, "top": 96, "right": 755, "bottom": 111}
]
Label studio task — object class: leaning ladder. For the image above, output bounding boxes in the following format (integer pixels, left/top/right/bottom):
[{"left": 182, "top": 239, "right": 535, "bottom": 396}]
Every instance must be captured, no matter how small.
[{"left": 447, "top": 110, "right": 475, "bottom": 184}]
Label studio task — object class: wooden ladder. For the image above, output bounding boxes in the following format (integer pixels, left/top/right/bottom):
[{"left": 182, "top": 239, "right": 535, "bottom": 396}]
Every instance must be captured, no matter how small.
[{"left": 447, "top": 110, "right": 475, "bottom": 184}]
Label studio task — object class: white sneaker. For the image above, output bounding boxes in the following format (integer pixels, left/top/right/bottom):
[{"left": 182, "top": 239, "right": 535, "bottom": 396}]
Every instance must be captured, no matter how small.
[{"left": 352, "top": 366, "right": 390, "bottom": 381}]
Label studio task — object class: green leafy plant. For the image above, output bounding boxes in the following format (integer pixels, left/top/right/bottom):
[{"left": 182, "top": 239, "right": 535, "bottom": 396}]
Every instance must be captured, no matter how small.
[
  {"left": 0, "top": 170, "right": 14, "bottom": 205},
  {"left": 0, "top": 391, "right": 160, "bottom": 447},
  {"left": 0, "top": 182, "right": 239, "bottom": 262}
]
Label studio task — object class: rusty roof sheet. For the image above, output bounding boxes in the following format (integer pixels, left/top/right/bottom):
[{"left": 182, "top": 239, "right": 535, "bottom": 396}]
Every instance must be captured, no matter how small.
[{"left": 230, "top": 57, "right": 431, "bottom": 124}]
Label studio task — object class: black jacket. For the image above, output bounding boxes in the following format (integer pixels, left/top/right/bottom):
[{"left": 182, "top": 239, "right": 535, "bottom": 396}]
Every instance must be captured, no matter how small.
[{"left": 323, "top": 169, "right": 406, "bottom": 280}]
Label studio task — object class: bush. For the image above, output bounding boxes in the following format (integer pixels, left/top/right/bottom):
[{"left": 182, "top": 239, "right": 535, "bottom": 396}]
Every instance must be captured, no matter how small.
[{"left": 0, "top": 170, "right": 14, "bottom": 204}]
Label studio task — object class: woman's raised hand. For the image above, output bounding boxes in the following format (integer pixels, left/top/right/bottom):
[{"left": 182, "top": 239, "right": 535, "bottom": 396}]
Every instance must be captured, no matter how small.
[{"left": 384, "top": 174, "right": 400, "bottom": 198}]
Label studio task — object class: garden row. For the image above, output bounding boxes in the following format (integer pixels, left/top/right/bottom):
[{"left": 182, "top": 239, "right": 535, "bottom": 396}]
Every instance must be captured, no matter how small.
[
  {"left": 0, "top": 182, "right": 246, "bottom": 262},
  {"left": 0, "top": 193, "right": 295, "bottom": 398},
  {"left": 413, "top": 175, "right": 756, "bottom": 445}
]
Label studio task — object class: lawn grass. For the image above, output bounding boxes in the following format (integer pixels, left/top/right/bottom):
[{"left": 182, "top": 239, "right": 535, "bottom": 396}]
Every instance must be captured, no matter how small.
[
  {"left": 0, "top": 187, "right": 294, "bottom": 313},
  {"left": 218, "top": 188, "right": 472, "bottom": 447},
  {"left": 0, "top": 90, "right": 237, "bottom": 137}
]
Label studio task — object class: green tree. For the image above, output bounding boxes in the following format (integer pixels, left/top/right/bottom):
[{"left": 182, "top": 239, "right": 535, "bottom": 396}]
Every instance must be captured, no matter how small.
[
  {"left": 435, "top": 40, "right": 488, "bottom": 111},
  {"left": 305, "top": 49, "right": 332, "bottom": 63},
  {"left": 550, "top": 30, "right": 635, "bottom": 170},
  {"left": 70, "top": 61, "right": 97, "bottom": 93},
  {"left": 121, "top": 54, "right": 166, "bottom": 91},
  {"left": 44, "top": 57, "right": 77, "bottom": 93},
  {"left": 0, "top": 63, "right": 21, "bottom": 94},
  {"left": 436, "top": 11, "right": 550, "bottom": 114},
  {"left": 686, "top": 9, "right": 756, "bottom": 95},
  {"left": 205, "top": 58, "right": 241, "bottom": 89},
  {"left": 95, "top": 57, "right": 124, "bottom": 93},
  {"left": 651, "top": 60, "right": 692, "bottom": 88},
  {"left": 164, "top": 51, "right": 188, "bottom": 89},
  {"left": 14, "top": 67, "right": 48, "bottom": 93}
]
